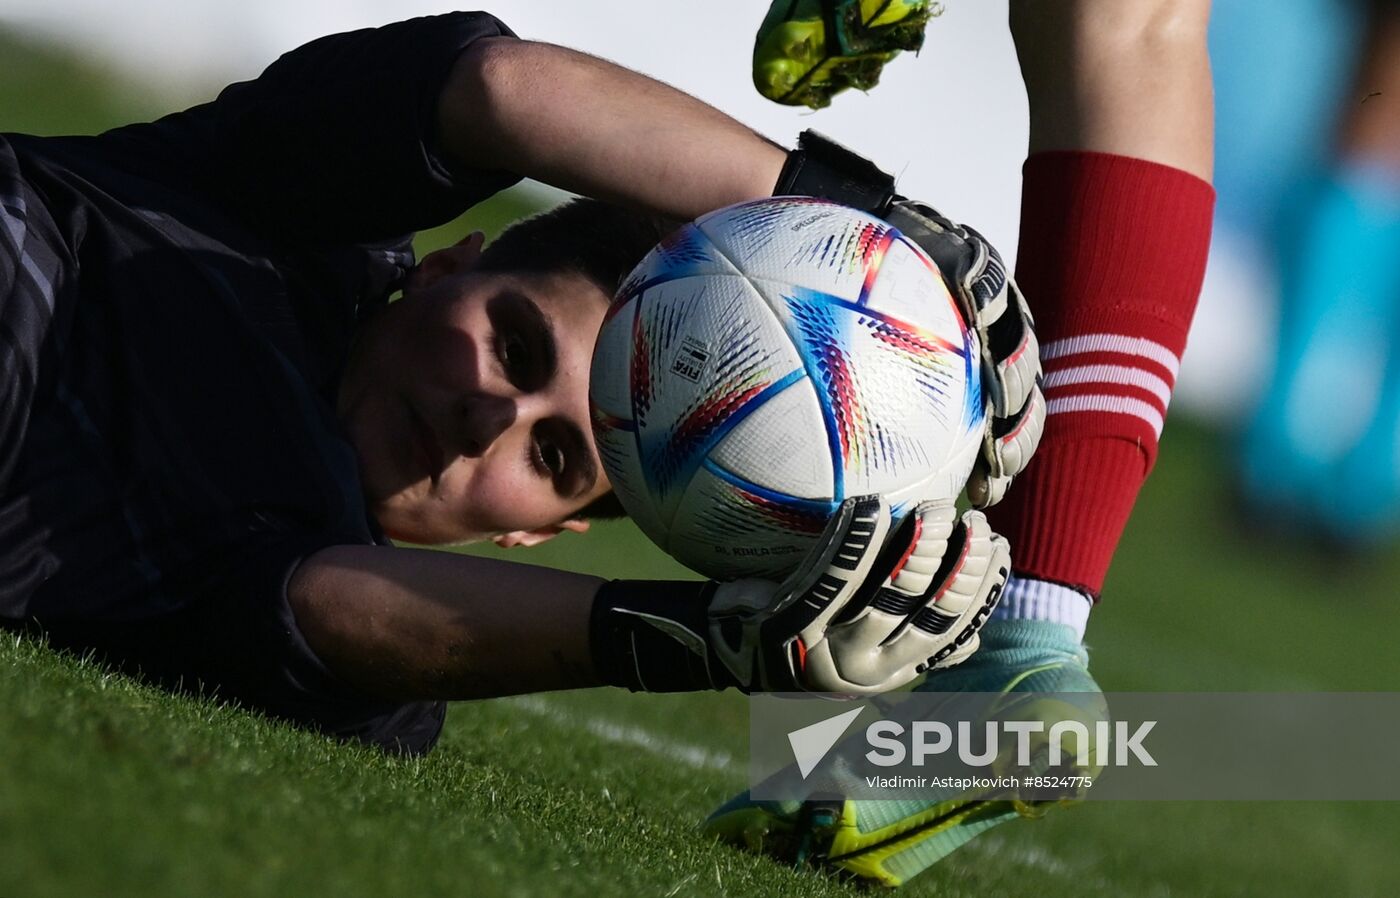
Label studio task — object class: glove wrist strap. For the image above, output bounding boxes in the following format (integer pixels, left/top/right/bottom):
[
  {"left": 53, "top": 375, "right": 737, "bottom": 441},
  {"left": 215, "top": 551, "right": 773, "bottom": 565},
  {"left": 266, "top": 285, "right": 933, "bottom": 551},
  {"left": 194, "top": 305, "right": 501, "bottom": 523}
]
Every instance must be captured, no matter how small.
[
  {"left": 774, "top": 130, "right": 898, "bottom": 215},
  {"left": 589, "top": 580, "right": 737, "bottom": 693}
]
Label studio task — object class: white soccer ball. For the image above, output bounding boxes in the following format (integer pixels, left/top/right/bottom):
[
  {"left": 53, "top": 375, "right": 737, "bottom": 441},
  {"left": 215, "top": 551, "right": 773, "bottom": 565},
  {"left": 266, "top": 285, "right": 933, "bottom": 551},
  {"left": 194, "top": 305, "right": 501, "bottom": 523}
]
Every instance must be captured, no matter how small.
[{"left": 589, "top": 198, "right": 985, "bottom": 580}]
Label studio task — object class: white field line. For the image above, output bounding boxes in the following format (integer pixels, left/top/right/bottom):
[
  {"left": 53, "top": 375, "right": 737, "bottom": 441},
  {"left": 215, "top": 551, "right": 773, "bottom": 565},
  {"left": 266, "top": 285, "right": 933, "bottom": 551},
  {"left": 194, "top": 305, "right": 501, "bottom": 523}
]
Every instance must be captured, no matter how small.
[
  {"left": 962, "top": 832, "right": 1120, "bottom": 891},
  {"left": 507, "top": 695, "right": 740, "bottom": 774}
]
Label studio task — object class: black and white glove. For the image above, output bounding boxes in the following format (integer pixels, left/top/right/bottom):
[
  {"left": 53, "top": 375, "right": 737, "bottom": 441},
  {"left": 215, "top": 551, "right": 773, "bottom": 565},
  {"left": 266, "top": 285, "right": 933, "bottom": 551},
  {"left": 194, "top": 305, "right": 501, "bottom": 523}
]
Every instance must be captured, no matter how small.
[
  {"left": 590, "top": 495, "right": 1009, "bottom": 695},
  {"left": 774, "top": 130, "right": 1045, "bottom": 506},
  {"left": 884, "top": 200, "right": 1044, "bottom": 506}
]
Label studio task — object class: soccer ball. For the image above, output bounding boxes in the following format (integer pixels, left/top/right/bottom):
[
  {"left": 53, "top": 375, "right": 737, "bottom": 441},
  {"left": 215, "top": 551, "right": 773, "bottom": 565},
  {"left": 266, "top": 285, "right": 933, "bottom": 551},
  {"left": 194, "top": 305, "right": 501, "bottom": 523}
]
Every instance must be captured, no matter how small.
[{"left": 589, "top": 198, "right": 985, "bottom": 580}]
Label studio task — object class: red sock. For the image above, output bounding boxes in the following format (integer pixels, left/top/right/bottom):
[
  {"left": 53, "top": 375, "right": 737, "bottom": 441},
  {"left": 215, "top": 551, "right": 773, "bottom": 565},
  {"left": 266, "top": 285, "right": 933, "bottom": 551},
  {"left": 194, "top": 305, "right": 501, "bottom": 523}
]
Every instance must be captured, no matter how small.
[{"left": 987, "top": 151, "right": 1215, "bottom": 598}]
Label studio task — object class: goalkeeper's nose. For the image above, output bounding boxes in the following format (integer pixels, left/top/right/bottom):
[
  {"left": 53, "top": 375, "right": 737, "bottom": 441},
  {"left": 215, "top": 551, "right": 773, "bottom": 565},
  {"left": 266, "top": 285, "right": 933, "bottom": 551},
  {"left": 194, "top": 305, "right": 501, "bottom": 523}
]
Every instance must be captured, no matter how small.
[{"left": 454, "top": 391, "right": 516, "bottom": 457}]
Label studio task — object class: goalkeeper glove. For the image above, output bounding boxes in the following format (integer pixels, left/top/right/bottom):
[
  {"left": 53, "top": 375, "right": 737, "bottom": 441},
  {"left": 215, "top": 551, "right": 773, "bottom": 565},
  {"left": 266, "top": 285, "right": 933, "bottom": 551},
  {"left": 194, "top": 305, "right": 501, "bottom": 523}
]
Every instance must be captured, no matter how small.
[
  {"left": 590, "top": 495, "right": 1008, "bottom": 694},
  {"left": 775, "top": 130, "right": 1045, "bottom": 506}
]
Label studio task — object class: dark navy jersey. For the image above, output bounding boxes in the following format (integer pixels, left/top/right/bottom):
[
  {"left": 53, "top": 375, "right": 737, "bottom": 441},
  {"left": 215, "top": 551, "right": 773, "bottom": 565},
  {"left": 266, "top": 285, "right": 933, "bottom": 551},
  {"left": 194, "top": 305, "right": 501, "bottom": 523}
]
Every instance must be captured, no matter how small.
[{"left": 0, "top": 12, "right": 521, "bottom": 753}]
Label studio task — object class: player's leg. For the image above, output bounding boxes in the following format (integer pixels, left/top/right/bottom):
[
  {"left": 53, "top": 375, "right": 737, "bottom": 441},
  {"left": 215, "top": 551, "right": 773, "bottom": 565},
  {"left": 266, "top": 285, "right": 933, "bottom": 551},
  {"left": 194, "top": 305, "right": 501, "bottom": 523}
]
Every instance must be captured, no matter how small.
[
  {"left": 709, "top": 0, "right": 1216, "bottom": 886},
  {"left": 986, "top": 0, "right": 1215, "bottom": 589},
  {"left": 852, "top": 0, "right": 1218, "bottom": 882}
]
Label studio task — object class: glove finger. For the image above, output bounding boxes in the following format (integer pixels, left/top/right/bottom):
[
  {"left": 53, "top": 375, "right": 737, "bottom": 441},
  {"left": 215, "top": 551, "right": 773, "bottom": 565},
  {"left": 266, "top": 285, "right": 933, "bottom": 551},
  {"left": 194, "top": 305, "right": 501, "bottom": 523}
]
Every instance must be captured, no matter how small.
[
  {"left": 997, "top": 383, "right": 1045, "bottom": 479},
  {"left": 1006, "top": 272, "right": 1035, "bottom": 326},
  {"left": 883, "top": 511, "right": 1010, "bottom": 673},
  {"left": 781, "top": 494, "right": 891, "bottom": 631},
  {"left": 966, "top": 453, "right": 1004, "bottom": 509},
  {"left": 725, "top": 495, "right": 884, "bottom": 632},
  {"left": 986, "top": 291, "right": 1040, "bottom": 419},
  {"left": 968, "top": 384, "right": 1045, "bottom": 508},
  {"left": 823, "top": 500, "right": 957, "bottom": 650},
  {"left": 804, "top": 501, "right": 960, "bottom": 691},
  {"left": 886, "top": 499, "right": 958, "bottom": 597},
  {"left": 929, "top": 518, "right": 1010, "bottom": 671},
  {"left": 958, "top": 224, "right": 1010, "bottom": 324}
]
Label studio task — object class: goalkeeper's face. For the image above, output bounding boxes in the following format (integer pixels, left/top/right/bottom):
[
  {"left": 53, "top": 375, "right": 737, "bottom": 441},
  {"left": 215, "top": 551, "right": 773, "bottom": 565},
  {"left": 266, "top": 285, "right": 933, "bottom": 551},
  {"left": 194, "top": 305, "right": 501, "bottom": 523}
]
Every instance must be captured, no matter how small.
[{"left": 338, "top": 242, "right": 611, "bottom": 546}]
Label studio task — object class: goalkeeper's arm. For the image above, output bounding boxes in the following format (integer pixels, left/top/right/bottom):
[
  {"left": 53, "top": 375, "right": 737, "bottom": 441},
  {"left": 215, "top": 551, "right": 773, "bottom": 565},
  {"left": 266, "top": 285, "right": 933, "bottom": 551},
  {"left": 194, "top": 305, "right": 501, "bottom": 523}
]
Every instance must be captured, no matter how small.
[
  {"left": 437, "top": 37, "right": 787, "bottom": 223},
  {"left": 288, "top": 497, "right": 1008, "bottom": 701}
]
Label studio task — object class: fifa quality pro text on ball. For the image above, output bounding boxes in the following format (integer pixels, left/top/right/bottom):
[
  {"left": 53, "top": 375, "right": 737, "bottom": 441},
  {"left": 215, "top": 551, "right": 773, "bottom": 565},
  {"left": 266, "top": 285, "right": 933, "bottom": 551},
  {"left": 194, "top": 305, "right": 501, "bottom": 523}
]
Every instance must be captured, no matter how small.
[{"left": 589, "top": 198, "right": 986, "bottom": 580}]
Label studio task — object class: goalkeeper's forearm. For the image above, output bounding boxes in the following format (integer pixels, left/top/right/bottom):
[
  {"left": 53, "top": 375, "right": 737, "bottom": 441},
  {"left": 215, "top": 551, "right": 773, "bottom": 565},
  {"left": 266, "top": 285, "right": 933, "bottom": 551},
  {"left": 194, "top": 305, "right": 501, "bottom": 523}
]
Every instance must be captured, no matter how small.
[
  {"left": 288, "top": 546, "right": 718, "bottom": 701},
  {"left": 437, "top": 37, "right": 787, "bottom": 220}
]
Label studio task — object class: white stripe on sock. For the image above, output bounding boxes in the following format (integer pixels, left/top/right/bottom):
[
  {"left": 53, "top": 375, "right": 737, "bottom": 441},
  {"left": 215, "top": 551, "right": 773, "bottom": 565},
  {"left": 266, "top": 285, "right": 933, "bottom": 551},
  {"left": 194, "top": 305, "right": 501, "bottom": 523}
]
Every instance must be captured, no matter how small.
[
  {"left": 1043, "top": 364, "right": 1173, "bottom": 407},
  {"left": 1041, "top": 334, "right": 1181, "bottom": 379},
  {"left": 1045, "top": 394, "right": 1165, "bottom": 438}
]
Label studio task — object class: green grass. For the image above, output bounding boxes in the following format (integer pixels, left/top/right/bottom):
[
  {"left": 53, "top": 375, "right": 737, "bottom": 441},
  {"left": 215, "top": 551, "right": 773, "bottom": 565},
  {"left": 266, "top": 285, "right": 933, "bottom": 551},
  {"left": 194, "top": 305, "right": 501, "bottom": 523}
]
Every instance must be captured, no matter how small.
[
  {"left": 3, "top": 24, "right": 1399, "bottom": 898},
  {"left": 3, "top": 422, "right": 1399, "bottom": 897}
]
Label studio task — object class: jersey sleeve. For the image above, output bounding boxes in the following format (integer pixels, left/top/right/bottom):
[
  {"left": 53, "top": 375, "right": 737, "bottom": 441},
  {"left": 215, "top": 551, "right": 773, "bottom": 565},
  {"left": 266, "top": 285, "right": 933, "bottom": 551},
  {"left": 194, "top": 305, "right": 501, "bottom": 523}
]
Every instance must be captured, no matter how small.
[
  {"left": 178, "top": 532, "right": 449, "bottom": 756},
  {"left": 93, "top": 12, "right": 523, "bottom": 246},
  {"left": 0, "top": 136, "right": 68, "bottom": 493},
  {"left": 28, "top": 529, "right": 448, "bottom": 755}
]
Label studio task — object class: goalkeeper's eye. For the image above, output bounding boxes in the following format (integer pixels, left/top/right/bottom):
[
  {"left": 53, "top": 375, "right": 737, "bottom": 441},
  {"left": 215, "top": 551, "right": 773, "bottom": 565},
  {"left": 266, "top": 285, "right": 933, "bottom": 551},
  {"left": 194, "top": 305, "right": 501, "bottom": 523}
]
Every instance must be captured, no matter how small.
[
  {"left": 531, "top": 434, "right": 566, "bottom": 478},
  {"left": 528, "top": 418, "right": 593, "bottom": 499},
  {"left": 488, "top": 290, "right": 556, "bottom": 393},
  {"left": 498, "top": 331, "right": 530, "bottom": 383}
]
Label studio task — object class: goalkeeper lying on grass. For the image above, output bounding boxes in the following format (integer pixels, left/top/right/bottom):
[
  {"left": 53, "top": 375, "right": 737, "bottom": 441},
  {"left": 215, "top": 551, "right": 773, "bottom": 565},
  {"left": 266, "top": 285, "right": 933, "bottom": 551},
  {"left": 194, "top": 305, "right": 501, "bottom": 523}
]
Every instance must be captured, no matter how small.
[{"left": 0, "top": 1, "right": 1212, "bottom": 888}]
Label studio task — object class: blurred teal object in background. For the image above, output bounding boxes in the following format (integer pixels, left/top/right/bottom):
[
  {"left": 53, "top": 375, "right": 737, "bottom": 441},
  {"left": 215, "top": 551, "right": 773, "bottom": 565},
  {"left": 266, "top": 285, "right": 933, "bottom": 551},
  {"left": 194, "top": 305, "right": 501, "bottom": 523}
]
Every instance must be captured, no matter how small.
[{"left": 1210, "top": 0, "right": 1362, "bottom": 234}]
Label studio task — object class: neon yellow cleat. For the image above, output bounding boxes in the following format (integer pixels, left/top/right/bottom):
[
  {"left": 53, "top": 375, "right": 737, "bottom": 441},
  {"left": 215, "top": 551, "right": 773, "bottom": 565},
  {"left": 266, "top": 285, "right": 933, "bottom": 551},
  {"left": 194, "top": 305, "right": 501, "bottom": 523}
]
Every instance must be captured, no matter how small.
[
  {"left": 704, "top": 788, "right": 1021, "bottom": 888},
  {"left": 704, "top": 620, "right": 1103, "bottom": 887},
  {"left": 753, "top": 0, "right": 939, "bottom": 108}
]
